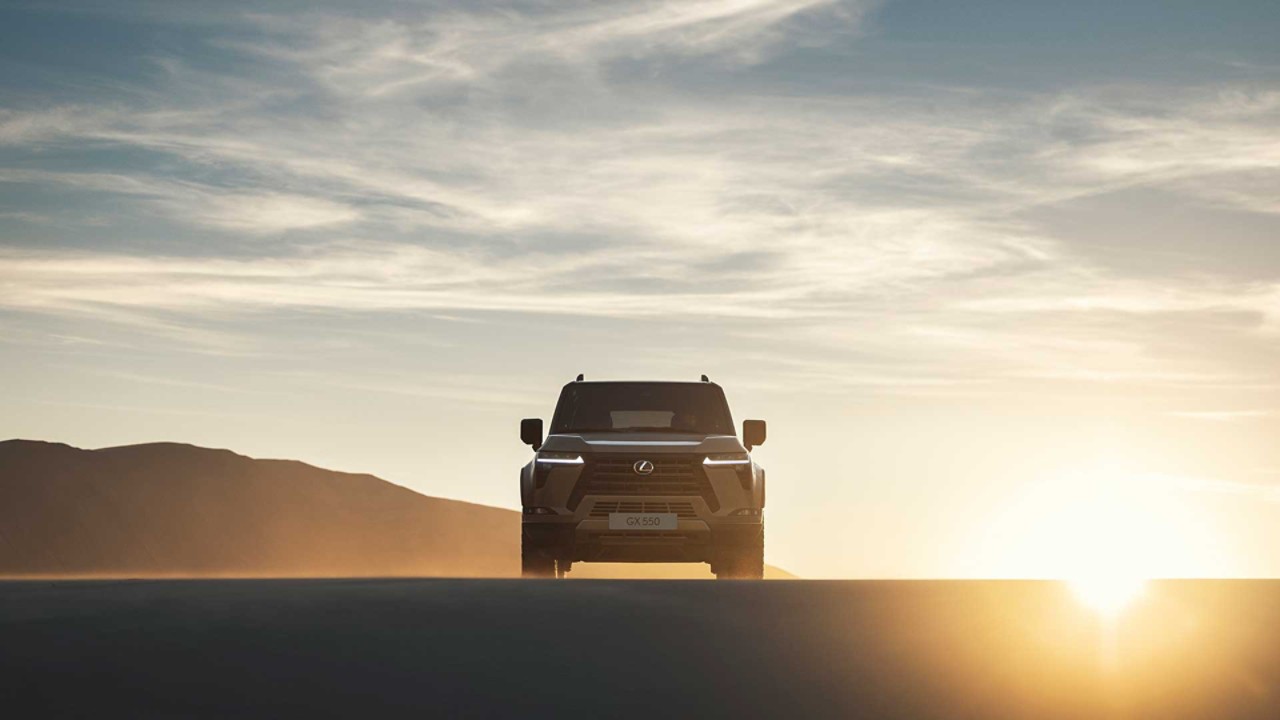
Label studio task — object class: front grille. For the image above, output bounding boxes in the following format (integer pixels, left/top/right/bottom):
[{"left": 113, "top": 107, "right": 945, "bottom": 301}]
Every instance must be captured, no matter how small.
[
  {"left": 589, "top": 500, "right": 697, "bottom": 518},
  {"left": 567, "top": 455, "right": 718, "bottom": 512}
]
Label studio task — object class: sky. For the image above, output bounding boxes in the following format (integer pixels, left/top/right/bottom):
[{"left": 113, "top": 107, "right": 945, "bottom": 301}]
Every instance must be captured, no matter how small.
[{"left": 2, "top": 0, "right": 1279, "bottom": 579}]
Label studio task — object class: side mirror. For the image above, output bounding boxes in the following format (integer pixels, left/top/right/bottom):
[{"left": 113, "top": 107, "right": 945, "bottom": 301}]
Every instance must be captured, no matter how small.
[
  {"left": 743, "top": 419, "right": 766, "bottom": 450},
  {"left": 521, "top": 418, "right": 544, "bottom": 450}
]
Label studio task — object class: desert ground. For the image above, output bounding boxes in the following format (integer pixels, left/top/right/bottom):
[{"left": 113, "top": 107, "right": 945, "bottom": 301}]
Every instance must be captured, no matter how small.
[
  {"left": 3, "top": 578, "right": 1278, "bottom": 718},
  {"left": 3, "top": 441, "right": 1276, "bottom": 717}
]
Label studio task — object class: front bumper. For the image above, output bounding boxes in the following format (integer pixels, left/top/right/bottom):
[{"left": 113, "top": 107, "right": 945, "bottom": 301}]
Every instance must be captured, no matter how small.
[{"left": 523, "top": 499, "right": 762, "bottom": 563}]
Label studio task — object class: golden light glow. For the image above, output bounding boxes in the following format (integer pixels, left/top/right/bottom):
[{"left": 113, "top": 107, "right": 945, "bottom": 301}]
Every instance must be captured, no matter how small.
[
  {"left": 1069, "top": 573, "right": 1145, "bottom": 616},
  {"left": 973, "top": 459, "right": 1226, "bottom": 587}
]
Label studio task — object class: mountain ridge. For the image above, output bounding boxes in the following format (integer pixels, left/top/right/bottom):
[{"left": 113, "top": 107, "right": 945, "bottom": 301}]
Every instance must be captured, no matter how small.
[{"left": 0, "top": 439, "right": 794, "bottom": 579}]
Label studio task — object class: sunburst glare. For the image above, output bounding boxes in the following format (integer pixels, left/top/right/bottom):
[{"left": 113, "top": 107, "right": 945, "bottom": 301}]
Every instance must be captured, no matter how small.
[
  {"left": 975, "top": 460, "right": 1223, "bottom": 595},
  {"left": 1070, "top": 572, "right": 1146, "bottom": 616}
]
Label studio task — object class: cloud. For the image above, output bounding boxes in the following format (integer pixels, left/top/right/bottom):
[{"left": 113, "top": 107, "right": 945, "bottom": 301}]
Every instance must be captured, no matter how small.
[
  {"left": 185, "top": 192, "right": 360, "bottom": 233},
  {"left": 2, "top": 1, "right": 1279, "bottom": 394},
  {"left": 238, "top": 0, "right": 857, "bottom": 96},
  {"left": 1042, "top": 88, "right": 1280, "bottom": 212},
  {"left": 0, "top": 242, "right": 818, "bottom": 318},
  {"left": 0, "top": 106, "right": 117, "bottom": 144},
  {"left": 0, "top": 169, "right": 359, "bottom": 233},
  {"left": 278, "top": 369, "right": 547, "bottom": 407}
]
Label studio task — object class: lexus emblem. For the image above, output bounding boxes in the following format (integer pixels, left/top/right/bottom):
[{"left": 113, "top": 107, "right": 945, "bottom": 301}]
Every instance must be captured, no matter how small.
[{"left": 633, "top": 459, "right": 655, "bottom": 475}]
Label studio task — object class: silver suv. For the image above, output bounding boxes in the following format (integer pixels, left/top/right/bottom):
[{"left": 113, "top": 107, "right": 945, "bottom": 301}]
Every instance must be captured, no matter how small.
[{"left": 519, "top": 376, "right": 766, "bottom": 579}]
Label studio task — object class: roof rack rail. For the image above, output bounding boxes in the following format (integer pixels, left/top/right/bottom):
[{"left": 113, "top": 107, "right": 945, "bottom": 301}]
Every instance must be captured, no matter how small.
[
  {"left": 575, "top": 373, "right": 584, "bottom": 382},
  {"left": 700, "top": 374, "right": 710, "bottom": 382}
]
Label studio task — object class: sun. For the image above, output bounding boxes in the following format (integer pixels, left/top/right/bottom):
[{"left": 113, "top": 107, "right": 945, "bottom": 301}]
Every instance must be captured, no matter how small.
[
  {"left": 1069, "top": 572, "right": 1145, "bottom": 617},
  {"left": 974, "top": 459, "right": 1223, "bottom": 610}
]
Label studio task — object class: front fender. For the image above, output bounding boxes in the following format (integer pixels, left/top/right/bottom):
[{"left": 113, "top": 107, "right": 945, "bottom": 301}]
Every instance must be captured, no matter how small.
[
  {"left": 754, "top": 464, "right": 766, "bottom": 508},
  {"left": 520, "top": 460, "right": 535, "bottom": 507}
]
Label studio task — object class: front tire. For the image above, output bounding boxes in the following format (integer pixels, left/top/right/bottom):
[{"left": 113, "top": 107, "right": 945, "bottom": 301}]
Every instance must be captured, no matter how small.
[
  {"left": 714, "top": 524, "right": 765, "bottom": 580},
  {"left": 521, "top": 539, "right": 556, "bottom": 578}
]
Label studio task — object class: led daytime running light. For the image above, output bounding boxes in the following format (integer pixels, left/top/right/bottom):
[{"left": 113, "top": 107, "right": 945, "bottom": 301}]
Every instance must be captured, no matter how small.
[
  {"left": 536, "top": 454, "right": 584, "bottom": 465},
  {"left": 703, "top": 454, "right": 750, "bottom": 466}
]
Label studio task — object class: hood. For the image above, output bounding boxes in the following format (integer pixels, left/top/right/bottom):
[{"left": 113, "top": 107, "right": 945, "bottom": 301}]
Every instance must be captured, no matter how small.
[{"left": 540, "top": 432, "right": 746, "bottom": 455}]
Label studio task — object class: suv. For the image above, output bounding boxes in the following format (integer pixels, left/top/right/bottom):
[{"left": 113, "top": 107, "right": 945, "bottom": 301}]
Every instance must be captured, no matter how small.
[{"left": 519, "top": 376, "right": 766, "bottom": 579}]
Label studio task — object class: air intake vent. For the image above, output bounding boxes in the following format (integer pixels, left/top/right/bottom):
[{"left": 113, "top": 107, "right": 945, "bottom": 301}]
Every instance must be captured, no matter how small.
[{"left": 589, "top": 501, "right": 697, "bottom": 518}]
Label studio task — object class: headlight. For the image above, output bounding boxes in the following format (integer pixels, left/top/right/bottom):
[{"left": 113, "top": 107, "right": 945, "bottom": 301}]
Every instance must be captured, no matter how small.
[
  {"left": 536, "top": 451, "right": 584, "bottom": 465},
  {"left": 703, "top": 453, "right": 750, "bottom": 466},
  {"left": 706, "top": 452, "right": 752, "bottom": 489}
]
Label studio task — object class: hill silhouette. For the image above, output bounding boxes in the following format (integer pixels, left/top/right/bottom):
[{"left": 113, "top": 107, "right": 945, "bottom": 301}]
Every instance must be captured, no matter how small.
[{"left": 0, "top": 440, "right": 793, "bottom": 579}]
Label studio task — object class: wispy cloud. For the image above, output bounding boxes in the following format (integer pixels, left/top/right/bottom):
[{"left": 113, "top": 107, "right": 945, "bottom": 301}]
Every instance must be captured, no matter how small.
[
  {"left": 1043, "top": 88, "right": 1280, "bottom": 212},
  {"left": 238, "top": 0, "right": 857, "bottom": 96},
  {"left": 0, "top": 169, "right": 359, "bottom": 233},
  {"left": 1, "top": 0, "right": 1279, "bottom": 396}
]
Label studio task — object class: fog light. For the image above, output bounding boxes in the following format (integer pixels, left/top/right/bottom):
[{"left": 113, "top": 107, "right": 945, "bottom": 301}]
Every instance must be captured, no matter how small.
[
  {"left": 731, "top": 508, "right": 762, "bottom": 516},
  {"left": 523, "top": 506, "right": 557, "bottom": 515}
]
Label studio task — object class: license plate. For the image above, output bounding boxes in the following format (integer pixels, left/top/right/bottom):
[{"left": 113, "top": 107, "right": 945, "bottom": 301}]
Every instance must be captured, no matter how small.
[{"left": 608, "top": 513, "right": 677, "bottom": 531}]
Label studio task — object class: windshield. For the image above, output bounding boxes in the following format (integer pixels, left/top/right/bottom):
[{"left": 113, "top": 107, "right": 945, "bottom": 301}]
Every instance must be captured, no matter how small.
[{"left": 550, "top": 382, "right": 735, "bottom": 436}]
